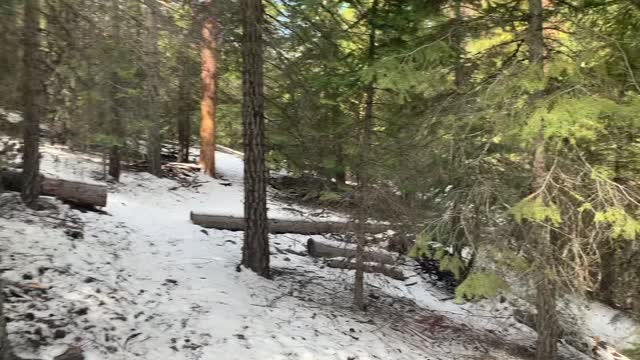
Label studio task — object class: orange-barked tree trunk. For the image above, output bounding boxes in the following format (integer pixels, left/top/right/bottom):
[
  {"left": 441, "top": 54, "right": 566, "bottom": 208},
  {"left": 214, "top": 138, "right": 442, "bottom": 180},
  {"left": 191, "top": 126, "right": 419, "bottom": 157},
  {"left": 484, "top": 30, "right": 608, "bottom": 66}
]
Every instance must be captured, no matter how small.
[{"left": 198, "top": 0, "right": 219, "bottom": 177}]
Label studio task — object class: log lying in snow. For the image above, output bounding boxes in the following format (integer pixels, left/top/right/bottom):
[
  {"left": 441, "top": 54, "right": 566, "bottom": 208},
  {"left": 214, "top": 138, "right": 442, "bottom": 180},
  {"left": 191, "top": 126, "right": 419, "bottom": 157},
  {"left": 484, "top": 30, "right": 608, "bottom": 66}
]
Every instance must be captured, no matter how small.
[
  {"left": 1, "top": 170, "right": 107, "bottom": 207},
  {"left": 190, "top": 212, "right": 390, "bottom": 235},
  {"left": 306, "top": 238, "right": 397, "bottom": 265},
  {"left": 325, "top": 258, "right": 407, "bottom": 281}
]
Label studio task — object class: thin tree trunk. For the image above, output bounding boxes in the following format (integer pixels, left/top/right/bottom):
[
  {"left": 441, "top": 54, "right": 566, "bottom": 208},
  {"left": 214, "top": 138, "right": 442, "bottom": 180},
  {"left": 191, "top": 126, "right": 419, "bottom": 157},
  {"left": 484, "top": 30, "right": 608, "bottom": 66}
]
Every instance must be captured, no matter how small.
[
  {"left": 599, "top": 140, "right": 626, "bottom": 306},
  {"left": 335, "top": 143, "right": 346, "bottom": 188},
  {"left": 241, "top": 0, "right": 269, "bottom": 277},
  {"left": 0, "top": 280, "right": 12, "bottom": 360},
  {"left": 199, "top": 1, "right": 218, "bottom": 177},
  {"left": 449, "top": 0, "right": 468, "bottom": 262},
  {"left": 353, "top": 0, "right": 378, "bottom": 310},
  {"left": 21, "top": 0, "right": 42, "bottom": 208},
  {"left": 531, "top": 137, "right": 559, "bottom": 360},
  {"left": 598, "top": 242, "right": 617, "bottom": 306},
  {"left": 108, "top": 0, "right": 123, "bottom": 181},
  {"left": 177, "top": 61, "right": 192, "bottom": 163},
  {"left": 452, "top": 0, "right": 465, "bottom": 90},
  {"left": 0, "top": 0, "right": 18, "bottom": 108},
  {"left": 527, "top": 0, "right": 559, "bottom": 358},
  {"left": 145, "top": 0, "right": 162, "bottom": 176}
]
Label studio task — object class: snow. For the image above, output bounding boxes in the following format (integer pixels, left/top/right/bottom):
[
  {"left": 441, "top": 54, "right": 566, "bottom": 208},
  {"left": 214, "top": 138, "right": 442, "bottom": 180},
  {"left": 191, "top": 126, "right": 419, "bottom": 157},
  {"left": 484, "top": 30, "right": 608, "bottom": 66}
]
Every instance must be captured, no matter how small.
[
  {"left": 567, "top": 297, "right": 640, "bottom": 350},
  {"left": 0, "top": 144, "right": 629, "bottom": 360}
]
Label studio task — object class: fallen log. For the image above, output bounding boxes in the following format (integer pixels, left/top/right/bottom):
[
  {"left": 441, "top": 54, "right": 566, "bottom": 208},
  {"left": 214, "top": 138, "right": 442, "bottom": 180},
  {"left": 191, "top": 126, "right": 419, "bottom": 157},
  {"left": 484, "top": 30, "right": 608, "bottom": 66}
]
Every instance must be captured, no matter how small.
[
  {"left": 1, "top": 170, "right": 107, "bottom": 207},
  {"left": 306, "top": 238, "right": 397, "bottom": 265},
  {"left": 325, "top": 258, "right": 407, "bottom": 281},
  {"left": 190, "top": 212, "right": 390, "bottom": 235}
]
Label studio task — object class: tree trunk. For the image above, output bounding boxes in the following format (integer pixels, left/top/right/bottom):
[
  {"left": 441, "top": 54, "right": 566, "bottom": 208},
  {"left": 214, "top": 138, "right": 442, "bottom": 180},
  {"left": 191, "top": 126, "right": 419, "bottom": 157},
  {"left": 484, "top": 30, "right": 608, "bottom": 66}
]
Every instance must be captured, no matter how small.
[
  {"left": 452, "top": 0, "right": 465, "bottom": 90},
  {"left": 108, "top": 0, "right": 124, "bottom": 181},
  {"left": 2, "top": 170, "right": 108, "bottom": 208},
  {"left": 177, "top": 62, "right": 192, "bottom": 163},
  {"left": 198, "top": 1, "right": 218, "bottom": 177},
  {"left": 191, "top": 212, "right": 389, "bottom": 234},
  {"left": 353, "top": 0, "right": 378, "bottom": 311},
  {"left": 527, "top": 0, "right": 558, "bottom": 358},
  {"left": 326, "top": 258, "right": 406, "bottom": 281},
  {"left": 241, "top": 0, "right": 269, "bottom": 277},
  {"left": 145, "top": 0, "right": 162, "bottom": 176},
  {"left": 307, "top": 238, "right": 396, "bottom": 265},
  {"left": 0, "top": 0, "right": 19, "bottom": 109},
  {"left": 0, "top": 280, "right": 13, "bottom": 360},
  {"left": 598, "top": 242, "right": 617, "bottom": 306},
  {"left": 335, "top": 143, "right": 346, "bottom": 188},
  {"left": 21, "top": 0, "right": 42, "bottom": 208}
]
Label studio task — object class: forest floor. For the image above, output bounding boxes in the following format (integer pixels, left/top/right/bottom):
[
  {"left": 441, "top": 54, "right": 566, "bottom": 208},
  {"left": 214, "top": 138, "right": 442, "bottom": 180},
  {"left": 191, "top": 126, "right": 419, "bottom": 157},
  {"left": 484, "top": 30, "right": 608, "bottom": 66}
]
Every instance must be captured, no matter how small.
[{"left": 0, "top": 144, "right": 596, "bottom": 360}]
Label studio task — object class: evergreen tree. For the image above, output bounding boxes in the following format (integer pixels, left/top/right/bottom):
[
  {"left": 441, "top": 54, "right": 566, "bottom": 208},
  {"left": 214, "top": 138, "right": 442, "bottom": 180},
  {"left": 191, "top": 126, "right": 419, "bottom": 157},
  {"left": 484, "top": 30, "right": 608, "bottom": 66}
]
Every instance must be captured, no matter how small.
[
  {"left": 241, "top": 0, "right": 270, "bottom": 277},
  {"left": 198, "top": 0, "right": 219, "bottom": 177},
  {"left": 21, "top": 0, "right": 42, "bottom": 208}
]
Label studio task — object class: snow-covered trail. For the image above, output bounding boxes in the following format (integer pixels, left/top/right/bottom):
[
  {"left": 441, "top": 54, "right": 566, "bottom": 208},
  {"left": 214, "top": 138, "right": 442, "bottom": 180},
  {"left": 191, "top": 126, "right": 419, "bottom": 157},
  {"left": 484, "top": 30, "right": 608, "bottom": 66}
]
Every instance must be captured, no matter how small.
[{"left": 0, "top": 145, "right": 594, "bottom": 360}]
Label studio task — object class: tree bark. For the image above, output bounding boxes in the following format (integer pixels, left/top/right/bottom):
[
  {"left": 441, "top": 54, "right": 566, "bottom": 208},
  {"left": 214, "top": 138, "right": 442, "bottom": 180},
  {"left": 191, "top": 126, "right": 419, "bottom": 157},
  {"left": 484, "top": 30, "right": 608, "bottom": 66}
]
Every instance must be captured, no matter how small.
[
  {"left": 598, "top": 242, "right": 617, "bottom": 306},
  {"left": 354, "top": 0, "right": 378, "bottom": 311},
  {"left": 452, "top": 0, "right": 465, "bottom": 90},
  {"left": 145, "top": 0, "right": 162, "bottom": 176},
  {"left": 241, "top": 0, "right": 269, "bottom": 277},
  {"left": 335, "top": 143, "right": 346, "bottom": 188},
  {"left": 21, "top": 0, "right": 42, "bottom": 208},
  {"left": 527, "top": 0, "right": 559, "bottom": 358},
  {"left": 198, "top": 1, "right": 218, "bottom": 177},
  {"left": 0, "top": 0, "right": 19, "bottom": 109},
  {"left": 307, "top": 238, "right": 396, "bottom": 265},
  {"left": 177, "top": 59, "right": 192, "bottom": 163},
  {"left": 0, "top": 280, "right": 13, "bottom": 360},
  {"left": 191, "top": 212, "right": 389, "bottom": 234},
  {"left": 2, "top": 170, "right": 108, "bottom": 208},
  {"left": 108, "top": 0, "right": 124, "bottom": 181},
  {"left": 325, "top": 258, "right": 406, "bottom": 281}
]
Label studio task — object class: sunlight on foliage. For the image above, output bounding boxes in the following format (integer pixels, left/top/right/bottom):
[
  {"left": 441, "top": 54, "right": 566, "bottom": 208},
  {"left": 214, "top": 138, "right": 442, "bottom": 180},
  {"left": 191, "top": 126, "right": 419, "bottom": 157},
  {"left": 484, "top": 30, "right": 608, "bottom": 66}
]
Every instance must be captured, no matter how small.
[
  {"left": 511, "top": 197, "right": 562, "bottom": 226},
  {"left": 594, "top": 208, "right": 640, "bottom": 240},
  {"left": 439, "top": 255, "right": 466, "bottom": 280},
  {"left": 454, "top": 272, "right": 508, "bottom": 303}
]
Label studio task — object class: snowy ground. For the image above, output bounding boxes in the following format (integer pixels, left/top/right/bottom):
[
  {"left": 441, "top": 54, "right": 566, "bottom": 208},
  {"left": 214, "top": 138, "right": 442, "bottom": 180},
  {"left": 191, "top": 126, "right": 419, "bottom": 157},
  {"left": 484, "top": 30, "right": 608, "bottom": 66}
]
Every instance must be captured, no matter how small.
[{"left": 0, "top": 144, "right": 611, "bottom": 360}]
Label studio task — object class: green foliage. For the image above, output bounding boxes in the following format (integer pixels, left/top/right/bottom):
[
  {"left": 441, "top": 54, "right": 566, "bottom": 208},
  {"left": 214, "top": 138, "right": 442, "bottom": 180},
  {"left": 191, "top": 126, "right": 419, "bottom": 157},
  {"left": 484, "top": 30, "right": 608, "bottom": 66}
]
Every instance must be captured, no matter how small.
[
  {"left": 318, "top": 191, "right": 343, "bottom": 202},
  {"left": 623, "top": 329, "right": 640, "bottom": 360},
  {"left": 511, "top": 197, "right": 562, "bottom": 226},
  {"left": 93, "top": 134, "right": 123, "bottom": 148},
  {"left": 489, "top": 248, "right": 531, "bottom": 273},
  {"left": 409, "top": 232, "right": 467, "bottom": 280},
  {"left": 454, "top": 272, "right": 508, "bottom": 303},
  {"left": 594, "top": 207, "right": 640, "bottom": 240},
  {"left": 439, "top": 255, "right": 466, "bottom": 281},
  {"left": 408, "top": 232, "right": 452, "bottom": 260}
]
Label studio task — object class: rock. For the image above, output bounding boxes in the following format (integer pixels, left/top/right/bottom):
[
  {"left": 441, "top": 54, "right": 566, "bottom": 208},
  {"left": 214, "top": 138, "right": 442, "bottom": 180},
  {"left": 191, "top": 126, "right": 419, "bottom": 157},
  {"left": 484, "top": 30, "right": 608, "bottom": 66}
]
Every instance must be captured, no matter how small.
[
  {"left": 73, "top": 308, "right": 88, "bottom": 316},
  {"left": 53, "top": 329, "right": 67, "bottom": 339},
  {"left": 54, "top": 346, "right": 84, "bottom": 360}
]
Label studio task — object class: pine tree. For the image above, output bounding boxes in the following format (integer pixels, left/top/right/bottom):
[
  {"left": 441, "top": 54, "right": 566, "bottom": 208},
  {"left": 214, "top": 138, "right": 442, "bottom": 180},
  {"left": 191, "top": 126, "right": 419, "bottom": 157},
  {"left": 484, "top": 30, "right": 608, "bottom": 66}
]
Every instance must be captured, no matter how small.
[
  {"left": 21, "top": 0, "right": 42, "bottom": 208},
  {"left": 145, "top": 0, "right": 162, "bottom": 176},
  {"left": 198, "top": 0, "right": 219, "bottom": 177},
  {"left": 0, "top": 279, "right": 13, "bottom": 360},
  {"left": 354, "top": 0, "right": 379, "bottom": 311},
  {"left": 108, "top": 0, "right": 124, "bottom": 181},
  {"left": 241, "top": 0, "right": 269, "bottom": 277}
]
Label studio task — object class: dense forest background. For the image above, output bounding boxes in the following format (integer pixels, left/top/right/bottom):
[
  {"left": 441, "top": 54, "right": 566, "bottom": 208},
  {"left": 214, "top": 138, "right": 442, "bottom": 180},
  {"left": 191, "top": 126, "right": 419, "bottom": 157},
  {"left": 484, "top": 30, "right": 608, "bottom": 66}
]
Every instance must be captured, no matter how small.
[{"left": 1, "top": 0, "right": 640, "bottom": 359}]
